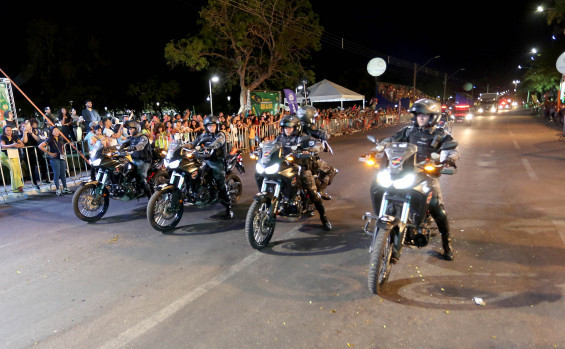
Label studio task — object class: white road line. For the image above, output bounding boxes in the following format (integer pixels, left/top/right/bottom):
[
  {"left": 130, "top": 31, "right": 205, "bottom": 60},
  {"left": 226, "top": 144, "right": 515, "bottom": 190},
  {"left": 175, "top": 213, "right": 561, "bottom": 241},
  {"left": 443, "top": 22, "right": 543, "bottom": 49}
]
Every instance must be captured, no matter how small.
[
  {"left": 100, "top": 227, "right": 300, "bottom": 349},
  {"left": 521, "top": 158, "right": 539, "bottom": 181},
  {"left": 552, "top": 220, "right": 565, "bottom": 246},
  {"left": 513, "top": 139, "right": 521, "bottom": 150}
]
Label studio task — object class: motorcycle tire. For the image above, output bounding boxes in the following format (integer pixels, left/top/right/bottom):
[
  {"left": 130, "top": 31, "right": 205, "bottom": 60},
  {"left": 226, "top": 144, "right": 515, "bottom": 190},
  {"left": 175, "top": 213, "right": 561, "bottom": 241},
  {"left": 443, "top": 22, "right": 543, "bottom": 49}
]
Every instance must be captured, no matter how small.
[
  {"left": 72, "top": 183, "right": 109, "bottom": 222},
  {"left": 245, "top": 196, "right": 276, "bottom": 250},
  {"left": 147, "top": 188, "right": 184, "bottom": 232},
  {"left": 226, "top": 173, "right": 242, "bottom": 204},
  {"left": 368, "top": 227, "right": 395, "bottom": 295}
]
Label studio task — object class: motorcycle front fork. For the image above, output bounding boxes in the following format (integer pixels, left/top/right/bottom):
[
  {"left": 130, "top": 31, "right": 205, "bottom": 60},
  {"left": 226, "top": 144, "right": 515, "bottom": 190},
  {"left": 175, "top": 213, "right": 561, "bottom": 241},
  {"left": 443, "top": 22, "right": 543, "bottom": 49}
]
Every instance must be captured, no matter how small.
[{"left": 362, "top": 194, "right": 410, "bottom": 254}]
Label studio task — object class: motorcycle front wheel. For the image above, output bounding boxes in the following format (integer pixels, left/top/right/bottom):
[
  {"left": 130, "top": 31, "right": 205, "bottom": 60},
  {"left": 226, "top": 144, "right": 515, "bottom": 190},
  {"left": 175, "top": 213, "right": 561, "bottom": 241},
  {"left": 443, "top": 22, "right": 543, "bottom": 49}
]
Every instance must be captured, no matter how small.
[
  {"left": 147, "top": 189, "right": 184, "bottom": 232},
  {"left": 245, "top": 196, "right": 276, "bottom": 250},
  {"left": 226, "top": 173, "right": 242, "bottom": 204},
  {"left": 72, "top": 183, "right": 109, "bottom": 222},
  {"left": 368, "top": 227, "right": 395, "bottom": 295}
]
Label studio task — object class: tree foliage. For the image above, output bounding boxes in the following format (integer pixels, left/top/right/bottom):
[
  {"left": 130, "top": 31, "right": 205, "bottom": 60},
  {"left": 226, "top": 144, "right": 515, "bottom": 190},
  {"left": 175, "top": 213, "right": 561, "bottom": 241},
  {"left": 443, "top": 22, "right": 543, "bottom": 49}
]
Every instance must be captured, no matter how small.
[{"left": 164, "top": 0, "right": 322, "bottom": 113}]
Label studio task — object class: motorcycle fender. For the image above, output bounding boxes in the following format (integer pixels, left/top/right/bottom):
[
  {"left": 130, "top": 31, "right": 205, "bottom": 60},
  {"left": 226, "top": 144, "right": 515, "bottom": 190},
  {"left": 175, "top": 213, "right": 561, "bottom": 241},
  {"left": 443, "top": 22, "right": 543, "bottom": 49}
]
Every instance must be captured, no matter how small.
[
  {"left": 158, "top": 184, "right": 176, "bottom": 192},
  {"left": 84, "top": 180, "right": 100, "bottom": 186}
]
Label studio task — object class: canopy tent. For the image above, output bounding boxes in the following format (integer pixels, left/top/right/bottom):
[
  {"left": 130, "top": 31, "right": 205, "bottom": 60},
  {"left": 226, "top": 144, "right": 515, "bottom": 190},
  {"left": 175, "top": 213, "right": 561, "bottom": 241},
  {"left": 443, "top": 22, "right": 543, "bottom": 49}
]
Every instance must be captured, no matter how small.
[{"left": 294, "top": 79, "right": 365, "bottom": 109}]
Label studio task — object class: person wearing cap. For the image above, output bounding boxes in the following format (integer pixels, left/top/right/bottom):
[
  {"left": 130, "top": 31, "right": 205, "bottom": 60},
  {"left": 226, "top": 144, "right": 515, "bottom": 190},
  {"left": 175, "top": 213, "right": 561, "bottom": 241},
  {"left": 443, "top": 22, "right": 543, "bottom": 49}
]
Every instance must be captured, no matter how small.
[{"left": 38, "top": 126, "right": 70, "bottom": 195}]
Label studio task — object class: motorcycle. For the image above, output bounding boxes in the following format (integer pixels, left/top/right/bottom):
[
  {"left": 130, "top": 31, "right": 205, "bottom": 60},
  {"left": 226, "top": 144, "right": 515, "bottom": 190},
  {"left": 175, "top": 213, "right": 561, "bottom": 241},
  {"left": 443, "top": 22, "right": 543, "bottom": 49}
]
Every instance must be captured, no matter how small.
[
  {"left": 360, "top": 135, "right": 457, "bottom": 295},
  {"left": 72, "top": 141, "right": 169, "bottom": 222},
  {"left": 146, "top": 142, "right": 244, "bottom": 232},
  {"left": 245, "top": 139, "right": 316, "bottom": 250}
]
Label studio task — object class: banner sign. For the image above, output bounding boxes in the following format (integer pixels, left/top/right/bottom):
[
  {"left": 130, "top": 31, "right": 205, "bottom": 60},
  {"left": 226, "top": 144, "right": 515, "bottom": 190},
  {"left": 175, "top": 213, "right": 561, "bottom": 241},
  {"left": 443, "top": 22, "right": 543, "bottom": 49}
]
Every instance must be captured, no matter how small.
[
  {"left": 283, "top": 89, "right": 298, "bottom": 114},
  {"left": 0, "top": 80, "right": 12, "bottom": 120},
  {"left": 249, "top": 91, "right": 280, "bottom": 116}
]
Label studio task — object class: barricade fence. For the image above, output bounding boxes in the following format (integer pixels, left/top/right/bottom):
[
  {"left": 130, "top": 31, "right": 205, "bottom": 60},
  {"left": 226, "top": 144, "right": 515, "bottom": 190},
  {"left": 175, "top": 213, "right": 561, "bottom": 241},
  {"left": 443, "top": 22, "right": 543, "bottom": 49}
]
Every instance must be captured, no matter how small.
[{"left": 0, "top": 113, "right": 411, "bottom": 200}]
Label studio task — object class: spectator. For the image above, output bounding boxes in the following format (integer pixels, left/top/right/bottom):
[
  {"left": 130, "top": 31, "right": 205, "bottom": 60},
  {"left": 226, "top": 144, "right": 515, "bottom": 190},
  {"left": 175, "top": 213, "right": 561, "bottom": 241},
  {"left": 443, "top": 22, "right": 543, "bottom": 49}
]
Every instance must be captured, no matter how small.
[
  {"left": 102, "top": 117, "right": 122, "bottom": 147},
  {"left": 59, "top": 107, "right": 76, "bottom": 142},
  {"left": 1, "top": 125, "right": 25, "bottom": 192},
  {"left": 70, "top": 107, "right": 84, "bottom": 141},
  {"left": 4, "top": 111, "right": 18, "bottom": 134},
  {"left": 21, "top": 119, "right": 46, "bottom": 189},
  {"left": 81, "top": 99, "right": 101, "bottom": 127},
  {"left": 38, "top": 126, "right": 70, "bottom": 196}
]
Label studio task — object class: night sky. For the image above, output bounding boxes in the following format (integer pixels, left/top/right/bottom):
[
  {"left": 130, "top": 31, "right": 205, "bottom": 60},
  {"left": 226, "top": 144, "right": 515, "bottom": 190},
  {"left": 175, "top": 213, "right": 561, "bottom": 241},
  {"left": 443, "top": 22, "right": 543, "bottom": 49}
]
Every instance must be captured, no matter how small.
[{"left": 2, "top": 0, "right": 556, "bottom": 108}]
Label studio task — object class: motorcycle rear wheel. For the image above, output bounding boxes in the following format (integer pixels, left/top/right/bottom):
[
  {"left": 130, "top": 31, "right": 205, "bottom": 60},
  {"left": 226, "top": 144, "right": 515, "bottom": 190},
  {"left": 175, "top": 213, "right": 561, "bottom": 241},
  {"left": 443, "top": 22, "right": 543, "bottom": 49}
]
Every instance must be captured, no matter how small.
[
  {"left": 368, "top": 227, "right": 394, "bottom": 295},
  {"left": 72, "top": 183, "right": 109, "bottom": 222},
  {"left": 147, "top": 189, "right": 184, "bottom": 232},
  {"left": 245, "top": 197, "right": 276, "bottom": 250}
]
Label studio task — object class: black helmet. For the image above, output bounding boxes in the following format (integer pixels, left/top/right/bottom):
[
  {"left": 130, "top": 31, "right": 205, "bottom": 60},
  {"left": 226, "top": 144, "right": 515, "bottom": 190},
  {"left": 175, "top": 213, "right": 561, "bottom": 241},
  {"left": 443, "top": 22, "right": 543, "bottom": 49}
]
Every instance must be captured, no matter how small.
[
  {"left": 124, "top": 120, "right": 141, "bottom": 135},
  {"left": 409, "top": 98, "right": 442, "bottom": 127},
  {"left": 203, "top": 115, "right": 220, "bottom": 127},
  {"left": 279, "top": 115, "right": 301, "bottom": 136},
  {"left": 296, "top": 106, "right": 318, "bottom": 125}
]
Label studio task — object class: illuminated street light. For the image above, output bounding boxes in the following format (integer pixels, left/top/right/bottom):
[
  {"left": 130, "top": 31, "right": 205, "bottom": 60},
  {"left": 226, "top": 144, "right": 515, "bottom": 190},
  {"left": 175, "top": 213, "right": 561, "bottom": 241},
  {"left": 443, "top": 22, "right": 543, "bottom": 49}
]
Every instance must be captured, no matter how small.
[
  {"left": 512, "top": 80, "right": 520, "bottom": 92},
  {"left": 208, "top": 75, "right": 219, "bottom": 115}
]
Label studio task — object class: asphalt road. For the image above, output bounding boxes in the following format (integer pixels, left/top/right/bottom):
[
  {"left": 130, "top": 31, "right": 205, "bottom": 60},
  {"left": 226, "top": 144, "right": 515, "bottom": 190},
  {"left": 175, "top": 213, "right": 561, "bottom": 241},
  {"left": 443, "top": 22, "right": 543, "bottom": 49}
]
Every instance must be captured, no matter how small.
[{"left": 2, "top": 110, "right": 565, "bottom": 348}]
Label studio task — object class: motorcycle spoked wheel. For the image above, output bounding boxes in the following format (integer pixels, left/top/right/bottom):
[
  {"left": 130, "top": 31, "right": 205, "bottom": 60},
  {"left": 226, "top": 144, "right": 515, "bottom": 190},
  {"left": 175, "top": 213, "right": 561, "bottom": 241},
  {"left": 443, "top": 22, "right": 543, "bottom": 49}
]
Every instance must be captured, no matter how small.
[
  {"left": 245, "top": 196, "right": 276, "bottom": 250},
  {"left": 226, "top": 173, "right": 242, "bottom": 204},
  {"left": 147, "top": 189, "right": 184, "bottom": 232},
  {"left": 72, "top": 183, "right": 110, "bottom": 222},
  {"left": 368, "top": 227, "right": 395, "bottom": 295}
]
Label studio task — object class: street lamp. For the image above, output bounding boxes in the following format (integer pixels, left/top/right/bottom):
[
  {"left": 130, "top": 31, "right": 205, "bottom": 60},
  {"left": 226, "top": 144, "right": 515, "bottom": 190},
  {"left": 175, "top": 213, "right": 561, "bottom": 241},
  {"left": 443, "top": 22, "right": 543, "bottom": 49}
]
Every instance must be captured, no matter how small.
[
  {"left": 512, "top": 80, "right": 520, "bottom": 92},
  {"left": 413, "top": 55, "right": 440, "bottom": 97},
  {"left": 227, "top": 96, "right": 231, "bottom": 114},
  {"left": 208, "top": 75, "right": 219, "bottom": 115},
  {"left": 443, "top": 68, "right": 465, "bottom": 104}
]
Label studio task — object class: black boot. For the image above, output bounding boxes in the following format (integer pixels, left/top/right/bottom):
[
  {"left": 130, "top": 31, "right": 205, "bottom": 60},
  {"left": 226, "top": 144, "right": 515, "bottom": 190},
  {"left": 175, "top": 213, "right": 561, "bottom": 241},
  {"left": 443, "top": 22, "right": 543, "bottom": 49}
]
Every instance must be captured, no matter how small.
[
  {"left": 442, "top": 233, "right": 453, "bottom": 261},
  {"left": 429, "top": 204, "right": 454, "bottom": 261},
  {"left": 313, "top": 197, "right": 332, "bottom": 231}
]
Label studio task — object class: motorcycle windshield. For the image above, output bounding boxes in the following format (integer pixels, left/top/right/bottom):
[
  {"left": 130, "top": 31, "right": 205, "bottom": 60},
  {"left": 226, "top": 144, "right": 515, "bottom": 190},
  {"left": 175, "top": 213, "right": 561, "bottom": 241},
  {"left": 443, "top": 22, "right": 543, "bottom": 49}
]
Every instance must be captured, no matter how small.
[
  {"left": 166, "top": 142, "right": 182, "bottom": 161},
  {"left": 385, "top": 142, "right": 418, "bottom": 174},
  {"left": 259, "top": 141, "right": 282, "bottom": 166},
  {"left": 90, "top": 140, "right": 104, "bottom": 160}
]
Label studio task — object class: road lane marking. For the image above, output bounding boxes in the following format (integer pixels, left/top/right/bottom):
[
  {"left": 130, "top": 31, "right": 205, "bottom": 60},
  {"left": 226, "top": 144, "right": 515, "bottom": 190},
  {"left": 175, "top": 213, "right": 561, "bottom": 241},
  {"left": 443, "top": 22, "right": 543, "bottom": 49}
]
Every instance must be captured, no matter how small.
[
  {"left": 100, "top": 226, "right": 301, "bottom": 349},
  {"left": 552, "top": 220, "right": 565, "bottom": 245},
  {"left": 513, "top": 140, "right": 521, "bottom": 150},
  {"left": 521, "top": 158, "right": 539, "bottom": 181}
]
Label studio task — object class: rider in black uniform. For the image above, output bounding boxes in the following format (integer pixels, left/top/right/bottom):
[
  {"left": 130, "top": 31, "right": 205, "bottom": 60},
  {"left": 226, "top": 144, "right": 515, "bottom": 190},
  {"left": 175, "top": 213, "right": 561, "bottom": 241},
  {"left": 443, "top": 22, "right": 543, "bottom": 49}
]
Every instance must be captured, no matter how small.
[
  {"left": 185, "top": 115, "right": 234, "bottom": 219},
  {"left": 120, "top": 120, "right": 152, "bottom": 197},
  {"left": 274, "top": 115, "right": 332, "bottom": 231},
  {"left": 296, "top": 106, "right": 338, "bottom": 200},
  {"left": 382, "top": 98, "right": 459, "bottom": 260}
]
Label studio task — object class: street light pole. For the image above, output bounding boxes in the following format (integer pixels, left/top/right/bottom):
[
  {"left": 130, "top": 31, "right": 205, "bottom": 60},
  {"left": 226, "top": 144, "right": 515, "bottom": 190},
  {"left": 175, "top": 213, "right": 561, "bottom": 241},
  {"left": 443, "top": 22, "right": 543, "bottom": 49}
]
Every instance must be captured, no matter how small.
[
  {"left": 443, "top": 68, "right": 465, "bottom": 104},
  {"left": 413, "top": 55, "right": 440, "bottom": 98},
  {"left": 208, "top": 76, "right": 219, "bottom": 115}
]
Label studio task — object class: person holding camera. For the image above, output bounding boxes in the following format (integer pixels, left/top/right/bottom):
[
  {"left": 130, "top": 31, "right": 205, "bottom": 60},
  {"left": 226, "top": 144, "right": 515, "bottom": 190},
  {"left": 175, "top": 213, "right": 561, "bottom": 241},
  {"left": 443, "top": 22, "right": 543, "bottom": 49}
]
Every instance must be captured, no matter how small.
[{"left": 38, "top": 126, "right": 70, "bottom": 196}]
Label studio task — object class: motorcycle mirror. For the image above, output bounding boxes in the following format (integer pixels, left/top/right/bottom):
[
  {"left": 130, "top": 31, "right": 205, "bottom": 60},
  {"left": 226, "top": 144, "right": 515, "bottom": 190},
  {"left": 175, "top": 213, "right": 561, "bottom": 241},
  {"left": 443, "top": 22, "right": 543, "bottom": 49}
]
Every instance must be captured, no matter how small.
[
  {"left": 439, "top": 141, "right": 458, "bottom": 151},
  {"left": 367, "top": 135, "right": 377, "bottom": 143}
]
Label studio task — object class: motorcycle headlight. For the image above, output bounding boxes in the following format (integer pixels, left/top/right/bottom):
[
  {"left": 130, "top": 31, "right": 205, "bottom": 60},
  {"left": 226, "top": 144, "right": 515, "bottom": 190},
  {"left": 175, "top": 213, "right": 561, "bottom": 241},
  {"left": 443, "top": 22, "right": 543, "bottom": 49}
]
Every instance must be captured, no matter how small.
[
  {"left": 393, "top": 173, "right": 415, "bottom": 189},
  {"left": 376, "top": 170, "right": 393, "bottom": 188},
  {"left": 256, "top": 162, "right": 265, "bottom": 174},
  {"left": 265, "top": 163, "right": 280, "bottom": 174},
  {"left": 91, "top": 158, "right": 102, "bottom": 166},
  {"left": 167, "top": 159, "right": 180, "bottom": 169}
]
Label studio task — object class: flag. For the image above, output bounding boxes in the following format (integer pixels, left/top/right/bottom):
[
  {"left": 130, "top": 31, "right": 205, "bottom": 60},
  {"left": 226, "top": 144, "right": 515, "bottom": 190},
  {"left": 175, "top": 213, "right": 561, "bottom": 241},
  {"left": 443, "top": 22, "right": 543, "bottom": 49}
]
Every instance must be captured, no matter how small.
[{"left": 284, "top": 89, "right": 298, "bottom": 114}]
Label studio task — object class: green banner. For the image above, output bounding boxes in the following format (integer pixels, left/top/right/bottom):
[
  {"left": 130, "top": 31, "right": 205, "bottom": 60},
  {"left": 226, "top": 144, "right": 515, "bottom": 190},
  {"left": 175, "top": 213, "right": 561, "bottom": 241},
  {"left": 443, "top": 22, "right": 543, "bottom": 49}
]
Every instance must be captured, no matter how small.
[
  {"left": 249, "top": 91, "right": 280, "bottom": 116},
  {"left": 0, "top": 82, "right": 11, "bottom": 120}
]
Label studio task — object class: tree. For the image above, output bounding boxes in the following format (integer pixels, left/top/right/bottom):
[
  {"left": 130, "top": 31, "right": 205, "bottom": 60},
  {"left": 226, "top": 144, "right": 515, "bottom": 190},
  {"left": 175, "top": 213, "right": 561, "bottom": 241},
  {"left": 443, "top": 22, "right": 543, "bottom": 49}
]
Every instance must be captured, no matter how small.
[
  {"left": 543, "top": 0, "right": 565, "bottom": 35},
  {"left": 127, "top": 77, "right": 180, "bottom": 113},
  {"left": 164, "top": 0, "right": 322, "bottom": 114}
]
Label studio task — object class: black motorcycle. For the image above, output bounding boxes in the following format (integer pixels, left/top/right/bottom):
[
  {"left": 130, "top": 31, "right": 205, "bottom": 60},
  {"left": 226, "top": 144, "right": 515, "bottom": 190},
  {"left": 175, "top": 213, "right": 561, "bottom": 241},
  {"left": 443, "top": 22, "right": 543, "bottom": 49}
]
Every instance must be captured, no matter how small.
[
  {"left": 245, "top": 139, "right": 315, "bottom": 250},
  {"left": 72, "top": 141, "right": 168, "bottom": 222},
  {"left": 360, "top": 136, "right": 457, "bottom": 295},
  {"left": 146, "top": 142, "right": 244, "bottom": 232}
]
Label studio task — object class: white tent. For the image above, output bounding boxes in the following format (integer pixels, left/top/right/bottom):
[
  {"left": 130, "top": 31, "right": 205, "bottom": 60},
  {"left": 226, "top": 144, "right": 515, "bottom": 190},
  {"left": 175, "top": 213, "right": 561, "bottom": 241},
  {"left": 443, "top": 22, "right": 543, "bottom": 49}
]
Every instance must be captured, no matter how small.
[{"left": 294, "top": 79, "right": 365, "bottom": 109}]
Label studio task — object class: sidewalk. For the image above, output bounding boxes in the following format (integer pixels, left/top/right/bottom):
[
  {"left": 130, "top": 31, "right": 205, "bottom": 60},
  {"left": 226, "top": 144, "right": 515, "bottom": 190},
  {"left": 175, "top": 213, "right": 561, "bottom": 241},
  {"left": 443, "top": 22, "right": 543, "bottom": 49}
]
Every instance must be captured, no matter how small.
[{"left": 0, "top": 175, "right": 89, "bottom": 204}]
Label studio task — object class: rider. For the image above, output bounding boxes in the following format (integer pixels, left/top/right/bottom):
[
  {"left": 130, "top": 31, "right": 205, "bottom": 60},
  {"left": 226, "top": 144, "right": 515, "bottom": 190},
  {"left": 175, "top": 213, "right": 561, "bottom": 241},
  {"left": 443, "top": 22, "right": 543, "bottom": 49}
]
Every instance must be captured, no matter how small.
[
  {"left": 382, "top": 98, "right": 459, "bottom": 261},
  {"left": 120, "top": 120, "right": 152, "bottom": 196},
  {"left": 184, "top": 115, "right": 233, "bottom": 219},
  {"left": 275, "top": 115, "right": 332, "bottom": 231},
  {"left": 296, "top": 106, "right": 338, "bottom": 200}
]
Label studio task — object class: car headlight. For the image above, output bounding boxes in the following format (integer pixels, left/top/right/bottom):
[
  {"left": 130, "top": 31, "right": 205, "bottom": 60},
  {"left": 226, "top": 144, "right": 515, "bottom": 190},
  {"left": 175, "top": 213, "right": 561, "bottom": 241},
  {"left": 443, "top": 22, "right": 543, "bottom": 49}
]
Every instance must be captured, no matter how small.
[
  {"left": 478, "top": 108, "right": 484, "bottom": 113},
  {"left": 465, "top": 114, "right": 473, "bottom": 120},
  {"left": 91, "top": 158, "right": 102, "bottom": 166}
]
